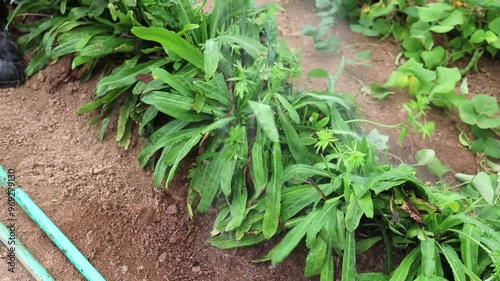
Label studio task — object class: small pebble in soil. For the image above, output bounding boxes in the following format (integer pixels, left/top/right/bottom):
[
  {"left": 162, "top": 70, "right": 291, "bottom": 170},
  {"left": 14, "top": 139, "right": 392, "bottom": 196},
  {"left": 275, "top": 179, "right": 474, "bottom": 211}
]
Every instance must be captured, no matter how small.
[
  {"left": 166, "top": 204, "right": 178, "bottom": 215},
  {"left": 158, "top": 252, "right": 167, "bottom": 263},
  {"left": 192, "top": 265, "right": 202, "bottom": 274}
]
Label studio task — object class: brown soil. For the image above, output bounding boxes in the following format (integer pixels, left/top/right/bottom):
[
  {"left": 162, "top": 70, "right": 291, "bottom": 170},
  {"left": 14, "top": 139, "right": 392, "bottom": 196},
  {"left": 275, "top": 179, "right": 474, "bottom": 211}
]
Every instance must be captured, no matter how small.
[{"left": 1, "top": 0, "right": 497, "bottom": 280}]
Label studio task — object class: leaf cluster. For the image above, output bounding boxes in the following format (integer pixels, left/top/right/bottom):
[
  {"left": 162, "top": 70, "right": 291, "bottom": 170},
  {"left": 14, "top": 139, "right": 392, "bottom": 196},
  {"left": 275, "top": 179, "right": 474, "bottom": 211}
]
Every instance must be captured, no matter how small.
[{"left": 14, "top": 0, "right": 500, "bottom": 280}]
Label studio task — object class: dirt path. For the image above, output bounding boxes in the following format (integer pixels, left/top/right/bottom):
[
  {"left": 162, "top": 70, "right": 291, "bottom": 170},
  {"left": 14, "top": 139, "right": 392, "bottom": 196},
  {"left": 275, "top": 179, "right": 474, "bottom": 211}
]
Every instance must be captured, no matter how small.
[{"left": 1, "top": 0, "right": 495, "bottom": 280}]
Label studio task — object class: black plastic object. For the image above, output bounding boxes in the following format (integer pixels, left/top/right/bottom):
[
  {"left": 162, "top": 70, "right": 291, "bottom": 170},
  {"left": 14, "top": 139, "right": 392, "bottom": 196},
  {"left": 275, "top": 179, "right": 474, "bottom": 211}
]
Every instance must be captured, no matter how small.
[{"left": 0, "top": 1, "right": 26, "bottom": 88}]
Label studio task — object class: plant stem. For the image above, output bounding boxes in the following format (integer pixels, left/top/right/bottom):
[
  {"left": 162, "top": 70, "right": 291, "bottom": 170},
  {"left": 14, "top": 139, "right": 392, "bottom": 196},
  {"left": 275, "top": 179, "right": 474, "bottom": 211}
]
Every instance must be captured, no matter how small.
[
  {"left": 306, "top": 178, "right": 328, "bottom": 202},
  {"left": 460, "top": 48, "right": 484, "bottom": 76},
  {"left": 345, "top": 119, "right": 403, "bottom": 129}
]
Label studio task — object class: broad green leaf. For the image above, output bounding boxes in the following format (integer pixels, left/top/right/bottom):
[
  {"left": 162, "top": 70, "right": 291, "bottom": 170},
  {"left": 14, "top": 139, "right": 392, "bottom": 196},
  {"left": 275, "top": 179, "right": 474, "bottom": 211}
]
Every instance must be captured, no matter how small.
[
  {"left": 341, "top": 230, "right": 356, "bottom": 281},
  {"left": 281, "top": 182, "right": 340, "bottom": 221},
  {"left": 385, "top": 71, "right": 409, "bottom": 88},
  {"left": 305, "top": 237, "right": 327, "bottom": 277},
  {"left": 439, "top": 9, "right": 465, "bottom": 26},
  {"left": 305, "top": 200, "right": 340, "bottom": 248},
  {"left": 355, "top": 236, "right": 382, "bottom": 255},
  {"left": 320, "top": 246, "right": 334, "bottom": 281},
  {"left": 460, "top": 224, "right": 481, "bottom": 276},
  {"left": 209, "top": 233, "right": 266, "bottom": 249},
  {"left": 142, "top": 91, "right": 216, "bottom": 122},
  {"left": 132, "top": 27, "right": 204, "bottom": 69},
  {"left": 98, "top": 117, "right": 110, "bottom": 142},
  {"left": 470, "top": 29, "right": 485, "bottom": 44},
  {"left": 357, "top": 273, "right": 390, "bottom": 281},
  {"left": 223, "top": 35, "right": 267, "bottom": 58},
  {"left": 356, "top": 50, "right": 372, "bottom": 60},
  {"left": 265, "top": 211, "right": 318, "bottom": 265},
  {"left": 274, "top": 93, "right": 300, "bottom": 124},
  {"left": 459, "top": 102, "right": 479, "bottom": 125},
  {"left": 415, "top": 149, "right": 435, "bottom": 165},
  {"left": 416, "top": 6, "right": 445, "bottom": 22},
  {"left": 390, "top": 246, "right": 421, "bottom": 281},
  {"left": 438, "top": 244, "right": 466, "bottom": 281},
  {"left": 345, "top": 195, "right": 363, "bottom": 232},
  {"left": 307, "top": 68, "right": 329, "bottom": 78},
  {"left": 225, "top": 172, "right": 248, "bottom": 231},
  {"left": 281, "top": 164, "right": 330, "bottom": 182},
  {"left": 421, "top": 237, "right": 436, "bottom": 277},
  {"left": 278, "top": 107, "right": 316, "bottom": 165},
  {"left": 150, "top": 66, "right": 192, "bottom": 97},
  {"left": 248, "top": 101, "right": 279, "bottom": 143},
  {"left": 116, "top": 94, "right": 137, "bottom": 142},
  {"left": 429, "top": 25, "right": 454, "bottom": 33},
  {"left": 421, "top": 46, "right": 445, "bottom": 69},
  {"left": 471, "top": 94, "right": 499, "bottom": 116},
  {"left": 263, "top": 142, "right": 283, "bottom": 238},
  {"left": 204, "top": 39, "right": 220, "bottom": 79},
  {"left": 472, "top": 172, "right": 494, "bottom": 204},
  {"left": 484, "top": 31, "right": 498, "bottom": 44},
  {"left": 76, "top": 87, "right": 125, "bottom": 114},
  {"left": 250, "top": 131, "right": 268, "bottom": 197},
  {"left": 459, "top": 78, "right": 469, "bottom": 94},
  {"left": 194, "top": 153, "right": 225, "bottom": 213},
  {"left": 488, "top": 17, "right": 500, "bottom": 35}
]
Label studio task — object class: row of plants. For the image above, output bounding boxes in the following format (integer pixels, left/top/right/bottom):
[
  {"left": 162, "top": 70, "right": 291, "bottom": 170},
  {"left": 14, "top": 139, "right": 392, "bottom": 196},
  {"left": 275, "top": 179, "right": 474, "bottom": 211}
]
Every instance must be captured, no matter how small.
[
  {"left": 11, "top": 0, "right": 500, "bottom": 280},
  {"left": 305, "top": 0, "right": 500, "bottom": 165}
]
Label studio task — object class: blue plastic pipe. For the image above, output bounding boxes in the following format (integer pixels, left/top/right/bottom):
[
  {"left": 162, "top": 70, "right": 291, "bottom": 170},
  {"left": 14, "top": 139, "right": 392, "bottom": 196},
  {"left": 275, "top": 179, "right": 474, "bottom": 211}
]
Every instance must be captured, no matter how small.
[
  {"left": 0, "top": 221, "right": 55, "bottom": 281},
  {"left": 0, "top": 165, "right": 106, "bottom": 281}
]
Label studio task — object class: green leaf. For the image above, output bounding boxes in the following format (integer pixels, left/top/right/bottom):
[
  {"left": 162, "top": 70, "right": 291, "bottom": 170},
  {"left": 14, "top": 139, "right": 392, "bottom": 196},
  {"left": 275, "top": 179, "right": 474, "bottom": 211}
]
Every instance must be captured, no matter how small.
[
  {"left": 150, "top": 66, "right": 192, "bottom": 97},
  {"left": 357, "top": 273, "right": 390, "bottom": 281},
  {"left": 355, "top": 236, "right": 382, "bottom": 255},
  {"left": 459, "top": 102, "right": 479, "bottom": 125},
  {"left": 385, "top": 71, "right": 409, "bottom": 88},
  {"left": 96, "top": 58, "right": 168, "bottom": 95},
  {"left": 132, "top": 27, "right": 204, "bottom": 69},
  {"left": 345, "top": 195, "right": 363, "bottom": 232},
  {"left": 356, "top": 50, "right": 372, "bottom": 60},
  {"left": 204, "top": 38, "right": 220, "bottom": 79},
  {"left": 484, "top": 31, "right": 498, "bottom": 44},
  {"left": 421, "top": 46, "right": 445, "bottom": 69},
  {"left": 320, "top": 246, "right": 334, "bottom": 281},
  {"left": 488, "top": 17, "right": 500, "bottom": 35},
  {"left": 116, "top": 95, "right": 137, "bottom": 143},
  {"left": 439, "top": 244, "right": 466, "bottom": 281},
  {"left": 472, "top": 172, "right": 494, "bottom": 204},
  {"left": 223, "top": 35, "right": 267, "bottom": 58},
  {"left": 471, "top": 94, "right": 499, "bottom": 116},
  {"left": 265, "top": 212, "right": 318, "bottom": 265},
  {"left": 470, "top": 29, "right": 485, "bottom": 44},
  {"left": 274, "top": 93, "right": 300, "bottom": 124},
  {"left": 98, "top": 117, "right": 110, "bottom": 142},
  {"left": 305, "top": 237, "right": 328, "bottom": 277},
  {"left": 250, "top": 132, "right": 268, "bottom": 198},
  {"left": 390, "top": 246, "right": 421, "bottom": 281},
  {"left": 415, "top": 149, "right": 436, "bottom": 165},
  {"left": 308, "top": 68, "right": 329, "bottom": 78},
  {"left": 459, "top": 78, "right": 469, "bottom": 94},
  {"left": 341, "top": 230, "right": 356, "bottom": 281},
  {"left": 263, "top": 142, "right": 283, "bottom": 238},
  {"left": 278, "top": 107, "right": 316, "bottom": 165},
  {"left": 225, "top": 172, "right": 248, "bottom": 231},
  {"left": 460, "top": 224, "right": 481, "bottom": 276},
  {"left": 439, "top": 9, "right": 465, "bottom": 26},
  {"left": 421, "top": 237, "right": 436, "bottom": 277},
  {"left": 209, "top": 233, "right": 266, "bottom": 249},
  {"left": 416, "top": 6, "right": 445, "bottom": 22},
  {"left": 248, "top": 101, "right": 279, "bottom": 143},
  {"left": 142, "top": 91, "right": 215, "bottom": 122}
]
